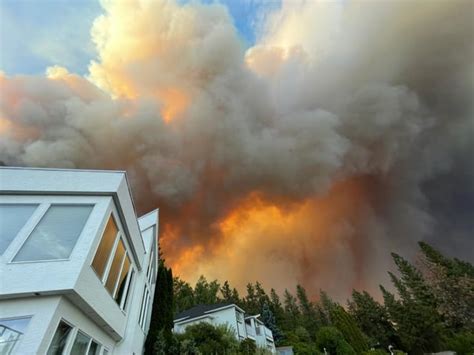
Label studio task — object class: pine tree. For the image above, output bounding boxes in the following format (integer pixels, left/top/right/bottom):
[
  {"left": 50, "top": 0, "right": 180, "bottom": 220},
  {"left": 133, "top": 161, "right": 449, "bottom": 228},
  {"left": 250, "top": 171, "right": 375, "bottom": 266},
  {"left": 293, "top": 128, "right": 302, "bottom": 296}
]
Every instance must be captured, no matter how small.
[
  {"left": 330, "top": 304, "right": 368, "bottom": 353},
  {"left": 220, "top": 281, "right": 233, "bottom": 302},
  {"left": 382, "top": 253, "right": 446, "bottom": 354},
  {"left": 244, "top": 283, "right": 260, "bottom": 315},
  {"left": 145, "top": 262, "right": 174, "bottom": 354},
  {"left": 418, "top": 242, "right": 474, "bottom": 331},
  {"left": 261, "top": 301, "right": 283, "bottom": 343},
  {"left": 348, "top": 290, "right": 399, "bottom": 349},
  {"left": 194, "top": 276, "right": 220, "bottom": 305},
  {"left": 269, "top": 288, "right": 285, "bottom": 326},
  {"left": 283, "top": 289, "right": 300, "bottom": 330},
  {"left": 255, "top": 281, "right": 270, "bottom": 312},
  {"left": 173, "top": 277, "right": 194, "bottom": 315},
  {"left": 296, "top": 284, "right": 320, "bottom": 336}
]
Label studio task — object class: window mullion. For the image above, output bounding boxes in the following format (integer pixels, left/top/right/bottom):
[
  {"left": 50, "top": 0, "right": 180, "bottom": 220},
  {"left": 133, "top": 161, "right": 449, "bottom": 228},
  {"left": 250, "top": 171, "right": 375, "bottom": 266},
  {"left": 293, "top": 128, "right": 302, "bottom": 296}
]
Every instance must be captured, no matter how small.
[
  {"left": 120, "top": 267, "right": 133, "bottom": 309},
  {"left": 7, "top": 203, "right": 49, "bottom": 262},
  {"left": 102, "top": 232, "right": 120, "bottom": 283},
  {"left": 112, "top": 250, "right": 127, "bottom": 298}
]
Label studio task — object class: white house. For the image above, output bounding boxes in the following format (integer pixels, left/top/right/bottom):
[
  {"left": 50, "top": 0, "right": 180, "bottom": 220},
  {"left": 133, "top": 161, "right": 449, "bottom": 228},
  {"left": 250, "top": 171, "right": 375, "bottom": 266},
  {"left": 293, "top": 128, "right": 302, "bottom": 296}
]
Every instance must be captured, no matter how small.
[
  {"left": 0, "top": 167, "right": 159, "bottom": 355},
  {"left": 173, "top": 303, "right": 276, "bottom": 353}
]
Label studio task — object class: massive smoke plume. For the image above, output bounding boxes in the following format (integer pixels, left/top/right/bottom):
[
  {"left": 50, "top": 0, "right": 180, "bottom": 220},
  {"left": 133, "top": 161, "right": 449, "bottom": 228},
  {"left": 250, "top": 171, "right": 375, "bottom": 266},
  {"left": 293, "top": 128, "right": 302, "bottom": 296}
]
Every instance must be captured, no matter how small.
[{"left": 1, "top": 0, "right": 472, "bottom": 300}]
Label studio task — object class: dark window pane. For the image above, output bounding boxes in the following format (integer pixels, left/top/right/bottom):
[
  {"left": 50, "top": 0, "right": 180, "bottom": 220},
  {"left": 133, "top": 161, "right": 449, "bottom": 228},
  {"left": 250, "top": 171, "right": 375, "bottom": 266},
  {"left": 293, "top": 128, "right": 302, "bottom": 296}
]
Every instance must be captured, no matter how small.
[
  {"left": 0, "top": 204, "right": 37, "bottom": 255},
  {"left": 105, "top": 239, "right": 125, "bottom": 295},
  {"left": 47, "top": 321, "right": 72, "bottom": 355},
  {"left": 115, "top": 255, "right": 130, "bottom": 304},
  {"left": 70, "top": 331, "right": 90, "bottom": 355},
  {"left": 121, "top": 270, "right": 134, "bottom": 311},
  {"left": 91, "top": 216, "right": 118, "bottom": 279},
  {"left": 87, "top": 341, "right": 100, "bottom": 355},
  {"left": 14, "top": 205, "right": 93, "bottom": 261}
]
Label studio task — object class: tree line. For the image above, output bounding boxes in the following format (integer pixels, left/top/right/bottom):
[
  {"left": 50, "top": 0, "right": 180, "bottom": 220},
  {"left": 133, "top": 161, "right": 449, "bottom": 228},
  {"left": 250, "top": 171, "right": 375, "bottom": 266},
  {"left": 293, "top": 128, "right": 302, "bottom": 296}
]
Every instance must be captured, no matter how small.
[{"left": 146, "top": 242, "right": 474, "bottom": 354}]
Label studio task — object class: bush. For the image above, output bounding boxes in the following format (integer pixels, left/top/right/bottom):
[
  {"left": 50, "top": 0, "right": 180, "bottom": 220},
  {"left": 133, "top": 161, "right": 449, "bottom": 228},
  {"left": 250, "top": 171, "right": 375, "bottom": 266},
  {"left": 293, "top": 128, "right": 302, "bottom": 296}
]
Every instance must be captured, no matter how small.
[
  {"left": 445, "top": 332, "right": 474, "bottom": 355},
  {"left": 315, "top": 326, "right": 356, "bottom": 355},
  {"left": 363, "top": 350, "right": 387, "bottom": 355},
  {"left": 239, "top": 338, "right": 257, "bottom": 354},
  {"left": 178, "top": 322, "right": 239, "bottom": 354}
]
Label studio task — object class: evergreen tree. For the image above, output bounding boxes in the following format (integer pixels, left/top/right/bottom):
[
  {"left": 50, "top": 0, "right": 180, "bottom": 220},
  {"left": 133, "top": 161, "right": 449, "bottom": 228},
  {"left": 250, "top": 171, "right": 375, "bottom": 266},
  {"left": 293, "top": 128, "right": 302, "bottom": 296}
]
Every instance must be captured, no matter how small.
[
  {"left": 319, "top": 290, "right": 336, "bottom": 323},
  {"left": 220, "top": 280, "right": 233, "bottom": 302},
  {"left": 296, "top": 284, "right": 320, "bottom": 336},
  {"left": 283, "top": 289, "right": 300, "bottom": 330},
  {"left": 419, "top": 242, "right": 474, "bottom": 331},
  {"left": 173, "top": 277, "right": 194, "bottom": 315},
  {"left": 194, "top": 275, "right": 220, "bottom": 305},
  {"left": 145, "top": 262, "right": 174, "bottom": 354},
  {"left": 330, "top": 304, "right": 368, "bottom": 353},
  {"left": 269, "top": 288, "right": 285, "bottom": 322},
  {"left": 261, "top": 302, "right": 283, "bottom": 343},
  {"left": 254, "top": 281, "right": 270, "bottom": 311},
  {"left": 381, "top": 253, "right": 446, "bottom": 354},
  {"left": 348, "top": 290, "right": 399, "bottom": 349},
  {"left": 244, "top": 283, "right": 260, "bottom": 315}
]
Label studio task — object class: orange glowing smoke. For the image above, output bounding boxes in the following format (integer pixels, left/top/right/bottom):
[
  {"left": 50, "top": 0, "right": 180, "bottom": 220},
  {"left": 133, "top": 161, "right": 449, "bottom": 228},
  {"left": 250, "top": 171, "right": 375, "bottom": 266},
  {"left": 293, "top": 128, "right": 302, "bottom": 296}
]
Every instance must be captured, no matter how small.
[
  {"left": 162, "top": 177, "right": 380, "bottom": 298},
  {"left": 156, "top": 88, "right": 189, "bottom": 123}
]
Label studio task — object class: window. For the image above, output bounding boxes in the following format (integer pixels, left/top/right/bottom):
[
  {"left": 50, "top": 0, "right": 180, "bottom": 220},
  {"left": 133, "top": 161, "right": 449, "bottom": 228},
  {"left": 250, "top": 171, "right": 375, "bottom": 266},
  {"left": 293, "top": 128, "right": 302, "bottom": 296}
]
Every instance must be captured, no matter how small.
[
  {"left": 121, "top": 269, "right": 134, "bottom": 310},
  {"left": 70, "top": 331, "right": 90, "bottom": 355},
  {"left": 139, "top": 286, "right": 150, "bottom": 330},
  {"left": 0, "top": 204, "right": 37, "bottom": 255},
  {"left": 87, "top": 341, "right": 100, "bottom": 355},
  {"left": 13, "top": 205, "right": 93, "bottom": 262},
  {"left": 47, "top": 321, "right": 103, "bottom": 355},
  {"left": 0, "top": 317, "right": 30, "bottom": 355},
  {"left": 91, "top": 216, "right": 118, "bottom": 279},
  {"left": 91, "top": 214, "right": 134, "bottom": 310},
  {"left": 116, "top": 258, "right": 131, "bottom": 306},
  {"left": 47, "top": 321, "right": 73, "bottom": 355},
  {"left": 146, "top": 249, "right": 156, "bottom": 285}
]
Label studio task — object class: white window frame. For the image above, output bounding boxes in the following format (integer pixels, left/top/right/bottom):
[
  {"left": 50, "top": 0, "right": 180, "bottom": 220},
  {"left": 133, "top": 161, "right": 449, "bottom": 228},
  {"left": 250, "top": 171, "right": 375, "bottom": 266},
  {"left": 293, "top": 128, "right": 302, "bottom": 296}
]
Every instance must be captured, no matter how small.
[
  {"left": 47, "top": 318, "right": 106, "bottom": 355},
  {"left": 0, "top": 195, "right": 98, "bottom": 264},
  {"left": 10, "top": 203, "right": 94, "bottom": 264},
  {"left": 91, "top": 211, "right": 135, "bottom": 312}
]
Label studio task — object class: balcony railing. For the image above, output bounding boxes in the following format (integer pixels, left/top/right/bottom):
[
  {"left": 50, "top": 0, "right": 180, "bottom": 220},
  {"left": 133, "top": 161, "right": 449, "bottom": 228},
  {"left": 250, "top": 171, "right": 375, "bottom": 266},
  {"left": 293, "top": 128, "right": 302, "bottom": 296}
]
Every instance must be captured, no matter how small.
[{"left": 245, "top": 324, "right": 256, "bottom": 338}]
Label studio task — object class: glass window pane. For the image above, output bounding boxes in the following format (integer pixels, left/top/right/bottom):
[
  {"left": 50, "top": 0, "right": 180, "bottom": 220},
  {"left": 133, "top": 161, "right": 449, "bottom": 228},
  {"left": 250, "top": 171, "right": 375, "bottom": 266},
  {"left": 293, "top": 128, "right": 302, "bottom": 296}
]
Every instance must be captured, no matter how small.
[
  {"left": 91, "top": 216, "right": 118, "bottom": 279},
  {"left": 70, "top": 331, "right": 90, "bottom": 355},
  {"left": 105, "top": 239, "right": 125, "bottom": 295},
  {"left": 121, "top": 269, "right": 134, "bottom": 310},
  {"left": 0, "top": 204, "right": 37, "bottom": 255},
  {"left": 14, "top": 205, "right": 93, "bottom": 262},
  {"left": 87, "top": 341, "right": 100, "bottom": 355},
  {"left": 115, "top": 255, "right": 130, "bottom": 304},
  {"left": 0, "top": 317, "right": 30, "bottom": 354},
  {"left": 47, "top": 321, "right": 72, "bottom": 355}
]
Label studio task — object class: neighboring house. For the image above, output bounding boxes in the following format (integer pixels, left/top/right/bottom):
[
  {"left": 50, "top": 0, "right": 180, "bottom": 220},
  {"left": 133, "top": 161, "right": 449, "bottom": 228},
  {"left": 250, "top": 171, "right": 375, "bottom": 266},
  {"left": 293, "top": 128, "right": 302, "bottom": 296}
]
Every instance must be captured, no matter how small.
[
  {"left": 0, "top": 167, "right": 159, "bottom": 355},
  {"left": 173, "top": 303, "right": 276, "bottom": 354},
  {"left": 276, "top": 346, "right": 294, "bottom": 355}
]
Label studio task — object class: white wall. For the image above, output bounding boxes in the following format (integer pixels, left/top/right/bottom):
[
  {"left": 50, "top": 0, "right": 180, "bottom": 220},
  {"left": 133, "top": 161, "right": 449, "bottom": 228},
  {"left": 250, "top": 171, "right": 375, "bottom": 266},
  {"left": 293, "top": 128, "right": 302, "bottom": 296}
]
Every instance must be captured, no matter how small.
[
  {"left": 38, "top": 296, "right": 116, "bottom": 354},
  {"left": 0, "top": 296, "right": 60, "bottom": 354}
]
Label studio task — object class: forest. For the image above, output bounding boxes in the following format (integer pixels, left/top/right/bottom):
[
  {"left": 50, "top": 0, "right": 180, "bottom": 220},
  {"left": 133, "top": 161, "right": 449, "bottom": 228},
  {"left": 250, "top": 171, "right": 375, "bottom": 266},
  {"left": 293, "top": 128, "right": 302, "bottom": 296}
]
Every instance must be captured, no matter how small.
[{"left": 145, "top": 242, "right": 474, "bottom": 354}]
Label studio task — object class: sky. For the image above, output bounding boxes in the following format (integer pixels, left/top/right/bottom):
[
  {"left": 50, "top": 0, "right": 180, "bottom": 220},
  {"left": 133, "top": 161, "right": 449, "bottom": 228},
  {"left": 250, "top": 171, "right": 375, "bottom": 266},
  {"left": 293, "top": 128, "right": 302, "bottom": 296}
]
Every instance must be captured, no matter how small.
[
  {"left": 0, "top": 0, "right": 280, "bottom": 75},
  {"left": 1, "top": 0, "right": 472, "bottom": 301}
]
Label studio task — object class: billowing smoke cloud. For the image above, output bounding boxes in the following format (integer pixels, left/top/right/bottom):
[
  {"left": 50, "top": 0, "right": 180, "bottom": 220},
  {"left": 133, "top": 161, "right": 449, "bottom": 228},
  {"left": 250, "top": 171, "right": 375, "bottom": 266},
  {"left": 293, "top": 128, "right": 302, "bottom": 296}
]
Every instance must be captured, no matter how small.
[{"left": 1, "top": 0, "right": 473, "bottom": 300}]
